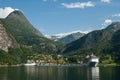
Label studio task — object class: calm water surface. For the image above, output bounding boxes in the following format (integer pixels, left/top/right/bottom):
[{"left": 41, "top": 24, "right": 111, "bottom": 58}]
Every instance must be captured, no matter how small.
[{"left": 0, "top": 66, "right": 120, "bottom": 80}]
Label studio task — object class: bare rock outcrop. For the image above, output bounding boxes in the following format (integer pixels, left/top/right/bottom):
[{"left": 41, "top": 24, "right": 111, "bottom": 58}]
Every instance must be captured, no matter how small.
[{"left": 0, "top": 23, "right": 18, "bottom": 52}]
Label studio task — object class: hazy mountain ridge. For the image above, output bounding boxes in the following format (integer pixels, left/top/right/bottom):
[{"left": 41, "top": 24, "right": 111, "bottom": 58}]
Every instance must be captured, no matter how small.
[{"left": 46, "top": 31, "right": 86, "bottom": 43}]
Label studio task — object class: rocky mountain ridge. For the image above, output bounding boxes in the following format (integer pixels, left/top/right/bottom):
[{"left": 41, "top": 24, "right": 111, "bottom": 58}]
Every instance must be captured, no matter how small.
[{"left": 0, "top": 22, "right": 18, "bottom": 51}]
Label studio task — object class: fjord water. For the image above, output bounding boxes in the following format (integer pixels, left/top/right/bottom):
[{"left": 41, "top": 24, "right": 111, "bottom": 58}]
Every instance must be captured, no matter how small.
[{"left": 0, "top": 66, "right": 120, "bottom": 80}]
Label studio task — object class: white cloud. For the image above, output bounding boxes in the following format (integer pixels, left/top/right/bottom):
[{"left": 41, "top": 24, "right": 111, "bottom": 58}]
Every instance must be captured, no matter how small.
[
  {"left": 104, "top": 19, "right": 112, "bottom": 24},
  {"left": 44, "top": 35, "right": 52, "bottom": 39},
  {"left": 61, "top": 1, "right": 95, "bottom": 9},
  {"left": 101, "top": 19, "right": 112, "bottom": 29},
  {"left": 112, "top": 13, "right": 120, "bottom": 17},
  {"left": 0, "top": 7, "right": 18, "bottom": 18},
  {"left": 101, "top": 0, "right": 111, "bottom": 3}
]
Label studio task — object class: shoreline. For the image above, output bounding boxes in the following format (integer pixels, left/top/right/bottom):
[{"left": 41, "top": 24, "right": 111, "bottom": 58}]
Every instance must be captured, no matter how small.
[
  {"left": 98, "top": 63, "right": 120, "bottom": 67},
  {"left": 0, "top": 64, "right": 22, "bottom": 67},
  {"left": 1, "top": 63, "right": 120, "bottom": 67}
]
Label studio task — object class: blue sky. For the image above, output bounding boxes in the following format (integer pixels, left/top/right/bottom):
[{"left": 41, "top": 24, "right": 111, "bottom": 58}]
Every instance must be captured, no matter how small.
[{"left": 0, "top": 0, "right": 120, "bottom": 35}]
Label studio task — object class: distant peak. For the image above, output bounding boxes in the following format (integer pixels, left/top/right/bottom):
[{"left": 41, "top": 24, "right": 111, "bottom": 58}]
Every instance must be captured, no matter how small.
[
  {"left": 45, "top": 30, "right": 90, "bottom": 39},
  {"left": 53, "top": 30, "right": 89, "bottom": 38}
]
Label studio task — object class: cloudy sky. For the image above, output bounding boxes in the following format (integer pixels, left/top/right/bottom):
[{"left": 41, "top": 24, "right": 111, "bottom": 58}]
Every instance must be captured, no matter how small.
[{"left": 0, "top": 0, "right": 120, "bottom": 35}]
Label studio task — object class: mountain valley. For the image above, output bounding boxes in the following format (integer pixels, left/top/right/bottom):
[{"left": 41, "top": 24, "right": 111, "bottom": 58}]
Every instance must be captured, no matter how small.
[{"left": 0, "top": 10, "right": 120, "bottom": 65}]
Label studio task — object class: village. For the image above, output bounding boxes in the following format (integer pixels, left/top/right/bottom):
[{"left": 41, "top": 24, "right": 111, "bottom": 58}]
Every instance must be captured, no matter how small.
[{"left": 23, "top": 54, "right": 99, "bottom": 67}]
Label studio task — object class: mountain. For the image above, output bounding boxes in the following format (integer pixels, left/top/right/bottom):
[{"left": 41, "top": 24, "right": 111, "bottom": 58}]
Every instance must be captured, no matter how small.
[
  {"left": 0, "top": 21, "right": 18, "bottom": 52},
  {"left": 1, "top": 10, "right": 120, "bottom": 64},
  {"left": 63, "top": 22, "right": 120, "bottom": 55},
  {"left": 0, "top": 10, "right": 64, "bottom": 64},
  {"left": 46, "top": 31, "right": 85, "bottom": 43},
  {"left": 2, "top": 10, "right": 63, "bottom": 54}
]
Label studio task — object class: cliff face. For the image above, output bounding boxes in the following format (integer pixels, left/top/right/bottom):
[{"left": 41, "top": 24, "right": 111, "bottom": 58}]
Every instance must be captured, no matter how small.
[{"left": 0, "top": 22, "right": 18, "bottom": 52}]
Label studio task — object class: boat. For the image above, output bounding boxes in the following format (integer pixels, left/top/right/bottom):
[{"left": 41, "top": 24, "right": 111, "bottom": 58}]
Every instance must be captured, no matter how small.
[
  {"left": 87, "top": 54, "right": 99, "bottom": 67},
  {"left": 23, "top": 60, "right": 37, "bottom": 66},
  {"left": 23, "top": 63, "right": 37, "bottom": 66}
]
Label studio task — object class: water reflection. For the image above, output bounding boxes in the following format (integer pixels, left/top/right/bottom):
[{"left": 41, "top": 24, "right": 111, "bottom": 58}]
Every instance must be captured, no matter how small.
[
  {"left": 0, "top": 66, "right": 100, "bottom": 80},
  {"left": 25, "top": 66, "right": 68, "bottom": 80},
  {"left": 0, "top": 67, "right": 8, "bottom": 80},
  {"left": 91, "top": 67, "right": 99, "bottom": 80},
  {"left": 87, "top": 67, "right": 99, "bottom": 80},
  {"left": 0, "top": 66, "right": 120, "bottom": 80}
]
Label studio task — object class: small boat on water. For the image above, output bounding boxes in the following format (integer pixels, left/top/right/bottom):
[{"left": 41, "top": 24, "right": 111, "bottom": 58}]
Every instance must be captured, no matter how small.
[
  {"left": 23, "top": 63, "right": 37, "bottom": 66},
  {"left": 23, "top": 60, "right": 37, "bottom": 66},
  {"left": 87, "top": 54, "right": 99, "bottom": 67}
]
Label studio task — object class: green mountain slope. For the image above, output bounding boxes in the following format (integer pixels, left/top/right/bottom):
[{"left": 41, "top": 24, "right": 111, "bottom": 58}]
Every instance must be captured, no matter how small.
[
  {"left": 2, "top": 11, "right": 43, "bottom": 45},
  {"left": 3, "top": 10, "right": 63, "bottom": 54},
  {"left": 63, "top": 22, "right": 120, "bottom": 54},
  {"left": 0, "top": 10, "right": 64, "bottom": 64},
  {"left": 111, "top": 29, "right": 120, "bottom": 62}
]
